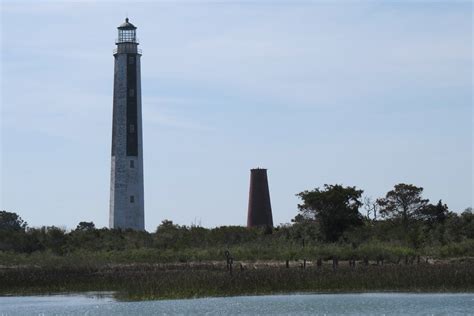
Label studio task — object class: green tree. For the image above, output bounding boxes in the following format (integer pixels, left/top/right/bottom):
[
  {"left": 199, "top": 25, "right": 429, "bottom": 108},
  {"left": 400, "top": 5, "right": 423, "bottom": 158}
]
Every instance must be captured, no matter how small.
[
  {"left": 0, "top": 211, "right": 27, "bottom": 231},
  {"left": 460, "top": 207, "right": 474, "bottom": 239},
  {"left": 377, "top": 183, "right": 429, "bottom": 230},
  {"left": 296, "top": 184, "right": 364, "bottom": 242},
  {"left": 155, "top": 220, "right": 184, "bottom": 249},
  {"left": 42, "top": 226, "right": 67, "bottom": 255},
  {"left": 419, "top": 200, "right": 449, "bottom": 225},
  {"left": 75, "top": 221, "right": 96, "bottom": 231}
]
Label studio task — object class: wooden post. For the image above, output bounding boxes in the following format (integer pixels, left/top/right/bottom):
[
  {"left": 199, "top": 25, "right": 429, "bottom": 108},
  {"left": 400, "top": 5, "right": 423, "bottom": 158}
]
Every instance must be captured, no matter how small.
[
  {"left": 377, "top": 255, "right": 384, "bottom": 266},
  {"left": 286, "top": 259, "right": 289, "bottom": 269},
  {"left": 225, "top": 250, "right": 231, "bottom": 271},
  {"left": 349, "top": 258, "right": 355, "bottom": 270}
]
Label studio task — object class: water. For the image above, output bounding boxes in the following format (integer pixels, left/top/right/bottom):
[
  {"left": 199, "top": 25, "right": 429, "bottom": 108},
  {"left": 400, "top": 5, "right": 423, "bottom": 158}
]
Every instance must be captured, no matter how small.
[{"left": 1, "top": 293, "right": 473, "bottom": 315}]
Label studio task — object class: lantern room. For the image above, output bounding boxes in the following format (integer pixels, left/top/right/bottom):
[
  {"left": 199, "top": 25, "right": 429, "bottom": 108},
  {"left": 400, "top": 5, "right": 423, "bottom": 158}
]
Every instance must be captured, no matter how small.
[{"left": 117, "top": 18, "right": 138, "bottom": 43}]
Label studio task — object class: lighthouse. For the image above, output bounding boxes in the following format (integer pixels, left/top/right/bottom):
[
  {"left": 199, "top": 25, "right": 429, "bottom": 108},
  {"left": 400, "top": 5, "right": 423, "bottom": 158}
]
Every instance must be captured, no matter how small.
[
  {"left": 247, "top": 168, "right": 273, "bottom": 228},
  {"left": 109, "top": 18, "right": 145, "bottom": 230}
]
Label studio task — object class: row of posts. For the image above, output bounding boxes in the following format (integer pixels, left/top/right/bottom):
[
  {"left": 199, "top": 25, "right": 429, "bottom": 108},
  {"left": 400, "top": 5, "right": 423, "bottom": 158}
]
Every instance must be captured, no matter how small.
[
  {"left": 289, "top": 255, "right": 423, "bottom": 270},
  {"left": 225, "top": 250, "right": 424, "bottom": 275}
]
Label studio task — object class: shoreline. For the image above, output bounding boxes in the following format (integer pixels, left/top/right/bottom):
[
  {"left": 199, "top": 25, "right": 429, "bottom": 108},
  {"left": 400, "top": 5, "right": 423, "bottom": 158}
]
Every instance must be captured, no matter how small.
[{"left": 2, "top": 290, "right": 474, "bottom": 297}]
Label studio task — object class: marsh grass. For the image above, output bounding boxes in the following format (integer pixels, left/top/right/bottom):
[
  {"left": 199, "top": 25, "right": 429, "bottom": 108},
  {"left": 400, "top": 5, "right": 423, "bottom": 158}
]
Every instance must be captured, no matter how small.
[
  {"left": 1, "top": 261, "right": 472, "bottom": 300},
  {"left": 1, "top": 240, "right": 473, "bottom": 300}
]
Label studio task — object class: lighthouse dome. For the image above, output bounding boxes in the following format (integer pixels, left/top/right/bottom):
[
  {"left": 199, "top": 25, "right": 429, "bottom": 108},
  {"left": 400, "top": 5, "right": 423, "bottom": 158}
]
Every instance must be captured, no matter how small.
[{"left": 118, "top": 18, "right": 136, "bottom": 30}]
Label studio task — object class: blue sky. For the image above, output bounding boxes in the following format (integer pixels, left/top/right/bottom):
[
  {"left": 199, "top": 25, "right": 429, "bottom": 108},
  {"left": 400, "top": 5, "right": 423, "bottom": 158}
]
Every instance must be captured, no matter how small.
[{"left": 1, "top": 1, "right": 472, "bottom": 231}]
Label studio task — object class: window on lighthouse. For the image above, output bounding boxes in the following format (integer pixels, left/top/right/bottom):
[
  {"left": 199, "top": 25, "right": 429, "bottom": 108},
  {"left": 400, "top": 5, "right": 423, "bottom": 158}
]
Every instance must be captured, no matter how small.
[
  {"left": 119, "top": 29, "right": 136, "bottom": 42},
  {"left": 130, "top": 196, "right": 135, "bottom": 203},
  {"left": 130, "top": 160, "right": 135, "bottom": 168},
  {"left": 129, "top": 89, "right": 135, "bottom": 97},
  {"left": 129, "top": 124, "right": 135, "bottom": 133}
]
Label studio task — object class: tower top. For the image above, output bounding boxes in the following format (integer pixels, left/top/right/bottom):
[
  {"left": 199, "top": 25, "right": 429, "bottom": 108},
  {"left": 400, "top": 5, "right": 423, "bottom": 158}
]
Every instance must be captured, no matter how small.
[
  {"left": 118, "top": 18, "right": 137, "bottom": 30},
  {"left": 116, "top": 18, "right": 138, "bottom": 45}
]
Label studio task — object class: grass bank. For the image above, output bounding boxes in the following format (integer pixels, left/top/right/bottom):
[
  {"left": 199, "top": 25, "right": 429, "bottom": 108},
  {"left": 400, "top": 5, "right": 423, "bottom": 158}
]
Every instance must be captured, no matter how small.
[{"left": 1, "top": 239, "right": 473, "bottom": 267}]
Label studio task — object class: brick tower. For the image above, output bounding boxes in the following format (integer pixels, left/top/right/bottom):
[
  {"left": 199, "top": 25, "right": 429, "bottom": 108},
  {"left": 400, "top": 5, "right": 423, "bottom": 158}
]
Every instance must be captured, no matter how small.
[
  {"left": 247, "top": 168, "right": 273, "bottom": 228},
  {"left": 109, "top": 18, "right": 145, "bottom": 230}
]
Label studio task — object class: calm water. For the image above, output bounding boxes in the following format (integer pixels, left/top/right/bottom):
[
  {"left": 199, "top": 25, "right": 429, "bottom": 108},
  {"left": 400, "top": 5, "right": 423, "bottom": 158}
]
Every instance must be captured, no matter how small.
[{"left": 1, "top": 293, "right": 473, "bottom": 315}]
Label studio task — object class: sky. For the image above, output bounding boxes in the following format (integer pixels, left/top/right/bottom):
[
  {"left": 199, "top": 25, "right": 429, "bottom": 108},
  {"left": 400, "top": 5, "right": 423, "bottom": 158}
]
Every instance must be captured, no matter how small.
[{"left": 1, "top": 1, "right": 472, "bottom": 231}]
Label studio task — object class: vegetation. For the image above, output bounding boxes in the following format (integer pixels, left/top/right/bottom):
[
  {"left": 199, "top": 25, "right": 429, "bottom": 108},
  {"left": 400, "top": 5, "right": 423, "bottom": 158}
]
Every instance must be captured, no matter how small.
[
  {"left": 0, "top": 182, "right": 473, "bottom": 298},
  {"left": 1, "top": 262, "right": 473, "bottom": 300},
  {"left": 295, "top": 184, "right": 364, "bottom": 242},
  {"left": 377, "top": 184, "right": 429, "bottom": 230}
]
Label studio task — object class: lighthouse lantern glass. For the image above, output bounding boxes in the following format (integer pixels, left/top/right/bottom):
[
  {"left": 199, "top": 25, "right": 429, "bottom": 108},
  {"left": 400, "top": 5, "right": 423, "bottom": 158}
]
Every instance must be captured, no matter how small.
[{"left": 118, "top": 29, "right": 136, "bottom": 43}]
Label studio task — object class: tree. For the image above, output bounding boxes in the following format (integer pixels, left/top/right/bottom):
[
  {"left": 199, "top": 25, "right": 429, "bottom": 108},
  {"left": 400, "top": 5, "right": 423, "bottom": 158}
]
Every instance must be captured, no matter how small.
[
  {"left": 296, "top": 184, "right": 364, "bottom": 242},
  {"left": 47, "top": 227, "right": 67, "bottom": 254},
  {"left": 0, "top": 211, "right": 27, "bottom": 231},
  {"left": 460, "top": 207, "right": 474, "bottom": 239},
  {"left": 377, "top": 183, "right": 429, "bottom": 229},
  {"left": 363, "top": 196, "right": 379, "bottom": 221},
  {"left": 419, "top": 200, "right": 449, "bottom": 225},
  {"left": 155, "top": 220, "right": 183, "bottom": 249},
  {"left": 75, "top": 221, "right": 96, "bottom": 231}
]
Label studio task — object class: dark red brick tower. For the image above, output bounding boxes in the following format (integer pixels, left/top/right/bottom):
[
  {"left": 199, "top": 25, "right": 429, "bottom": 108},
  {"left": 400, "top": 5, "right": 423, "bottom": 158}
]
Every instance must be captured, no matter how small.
[{"left": 247, "top": 168, "right": 273, "bottom": 228}]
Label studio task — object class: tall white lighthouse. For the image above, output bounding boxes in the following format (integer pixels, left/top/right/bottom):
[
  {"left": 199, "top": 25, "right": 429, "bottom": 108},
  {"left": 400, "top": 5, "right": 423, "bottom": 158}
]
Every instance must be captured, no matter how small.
[{"left": 109, "top": 18, "right": 145, "bottom": 230}]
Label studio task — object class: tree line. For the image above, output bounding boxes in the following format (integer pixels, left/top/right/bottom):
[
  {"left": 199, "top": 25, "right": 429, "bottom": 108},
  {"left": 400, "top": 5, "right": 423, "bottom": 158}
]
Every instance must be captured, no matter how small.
[
  {"left": 294, "top": 183, "right": 471, "bottom": 243},
  {"left": 0, "top": 183, "right": 472, "bottom": 256}
]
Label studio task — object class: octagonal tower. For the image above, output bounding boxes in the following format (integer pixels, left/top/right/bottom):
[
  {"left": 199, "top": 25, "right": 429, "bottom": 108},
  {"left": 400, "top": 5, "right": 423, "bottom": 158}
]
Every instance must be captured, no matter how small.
[{"left": 109, "top": 18, "right": 145, "bottom": 230}]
